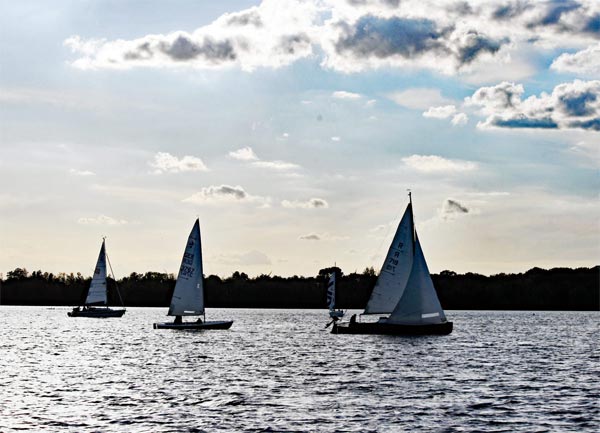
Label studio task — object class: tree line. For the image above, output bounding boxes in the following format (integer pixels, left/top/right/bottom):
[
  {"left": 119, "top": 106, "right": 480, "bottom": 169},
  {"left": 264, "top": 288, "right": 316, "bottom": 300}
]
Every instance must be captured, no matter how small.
[{"left": 1, "top": 266, "right": 598, "bottom": 310}]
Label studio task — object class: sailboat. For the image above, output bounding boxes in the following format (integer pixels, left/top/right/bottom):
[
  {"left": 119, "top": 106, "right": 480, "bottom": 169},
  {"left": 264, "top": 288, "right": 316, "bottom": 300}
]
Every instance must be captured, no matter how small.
[
  {"left": 153, "top": 219, "right": 233, "bottom": 330},
  {"left": 327, "top": 272, "right": 344, "bottom": 319},
  {"left": 68, "top": 239, "right": 126, "bottom": 318},
  {"left": 332, "top": 193, "right": 452, "bottom": 335}
]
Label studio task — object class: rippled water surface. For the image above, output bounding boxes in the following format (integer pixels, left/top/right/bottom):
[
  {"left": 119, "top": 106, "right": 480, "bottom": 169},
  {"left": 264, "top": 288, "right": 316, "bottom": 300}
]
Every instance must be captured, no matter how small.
[{"left": 1, "top": 307, "right": 598, "bottom": 432}]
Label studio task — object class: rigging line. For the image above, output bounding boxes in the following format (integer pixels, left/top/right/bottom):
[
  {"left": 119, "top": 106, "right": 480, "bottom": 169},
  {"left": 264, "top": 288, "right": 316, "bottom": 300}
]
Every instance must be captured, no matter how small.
[{"left": 105, "top": 249, "right": 125, "bottom": 308}]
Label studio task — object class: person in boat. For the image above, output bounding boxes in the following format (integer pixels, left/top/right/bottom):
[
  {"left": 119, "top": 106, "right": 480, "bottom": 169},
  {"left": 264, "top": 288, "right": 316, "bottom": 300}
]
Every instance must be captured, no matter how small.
[
  {"left": 350, "top": 314, "right": 357, "bottom": 325},
  {"left": 196, "top": 317, "right": 203, "bottom": 324},
  {"left": 174, "top": 315, "right": 182, "bottom": 324}
]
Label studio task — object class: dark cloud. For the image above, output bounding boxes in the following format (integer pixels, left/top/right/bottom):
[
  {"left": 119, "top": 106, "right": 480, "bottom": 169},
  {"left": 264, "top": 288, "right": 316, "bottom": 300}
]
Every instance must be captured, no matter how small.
[
  {"left": 226, "top": 10, "right": 263, "bottom": 27},
  {"left": 309, "top": 198, "right": 328, "bottom": 208},
  {"left": 442, "top": 199, "right": 469, "bottom": 219},
  {"left": 568, "top": 118, "right": 600, "bottom": 130},
  {"left": 458, "top": 31, "right": 505, "bottom": 64},
  {"left": 159, "top": 35, "right": 236, "bottom": 62},
  {"left": 492, "top": 1, "right": 532, "bottom": 20},
  {"left": 534, "top": 0, "right": 580, "bottom": 27},
  {"left": 335, "top": 16, "right": 447, "bottom": 59},
  {"left": 489, "top": 115, "right": 559, "bottom": 129},
  {"left": 584, "top": 13, "right": 600, "bottom": 34},
  {"left": 278, "top": 33, "right": 311, "bottom": 55},
  {"left": 558, "top": 90, "right": 597, "bottom": 116},
  {"left": 210, "top": 185, "right": 247, "bottom": 199}
]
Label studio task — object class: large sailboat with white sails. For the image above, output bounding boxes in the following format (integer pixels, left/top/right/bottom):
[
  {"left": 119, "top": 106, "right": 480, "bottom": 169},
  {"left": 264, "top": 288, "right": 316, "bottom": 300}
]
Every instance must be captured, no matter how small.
[
  {"left": 153, "top": 219, "right": 233, "bottom": 330},
  {"left": 332, "top": 193, "right": 452, "bottom": 335}
]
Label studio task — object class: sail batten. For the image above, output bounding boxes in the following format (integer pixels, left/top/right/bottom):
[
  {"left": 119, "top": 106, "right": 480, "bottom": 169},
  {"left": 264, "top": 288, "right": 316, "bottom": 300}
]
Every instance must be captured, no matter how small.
[
  {"left": 363, "top": 204, "right": 414, "bottom": 314},
  {"left": 168, "top": 219, "right": 205, "bottom": 316}
]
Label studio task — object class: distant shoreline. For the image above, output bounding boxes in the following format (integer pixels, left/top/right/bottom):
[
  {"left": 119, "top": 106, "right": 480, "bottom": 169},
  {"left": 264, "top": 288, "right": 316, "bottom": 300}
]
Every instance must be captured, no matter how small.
[{"left": 1, "top": 266, "right": 598, "bottom": 311}]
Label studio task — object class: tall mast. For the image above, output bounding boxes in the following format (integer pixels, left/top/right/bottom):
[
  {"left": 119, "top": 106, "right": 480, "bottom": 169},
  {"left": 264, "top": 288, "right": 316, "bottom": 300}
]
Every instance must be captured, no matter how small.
[{"left": 408, "top": 190, "right": 415, "bottom": 253}]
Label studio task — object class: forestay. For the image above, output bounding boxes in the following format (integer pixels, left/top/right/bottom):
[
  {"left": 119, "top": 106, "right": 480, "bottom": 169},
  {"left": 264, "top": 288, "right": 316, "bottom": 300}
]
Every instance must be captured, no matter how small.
[
  {"left": 168, "top": 219, "right": 205, "bottom": 316},
  {"left": 363, "top": 204, "right": 414, "bottom": 314},
  {"left": 85, "top": 240, "right": 108, "bottom": 306},
  {"left": 387, "top": 233, "right": 447, "bottom": 325}
]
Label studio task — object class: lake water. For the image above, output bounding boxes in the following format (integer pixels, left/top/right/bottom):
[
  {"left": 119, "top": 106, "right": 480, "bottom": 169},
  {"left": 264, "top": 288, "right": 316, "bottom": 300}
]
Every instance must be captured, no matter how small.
[{"left": 0, "top": 307, "right": 598, "bottom": 432}]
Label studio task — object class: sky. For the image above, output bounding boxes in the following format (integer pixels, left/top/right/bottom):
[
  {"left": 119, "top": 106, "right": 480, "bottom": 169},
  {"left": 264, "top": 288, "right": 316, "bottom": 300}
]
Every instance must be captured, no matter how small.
[{"left": 1, "top": 0, "right": 598, "bottom": 279}]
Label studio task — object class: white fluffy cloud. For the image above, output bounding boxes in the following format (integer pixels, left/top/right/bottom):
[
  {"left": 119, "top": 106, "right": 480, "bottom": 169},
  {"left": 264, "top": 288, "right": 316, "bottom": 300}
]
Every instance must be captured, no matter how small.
[
  {"left": 551, "top": 43, "right": 600, "bottom": 75},
  {"left": 229, "top": 146, "right": 258, "bottom": 161},
  {"left": 150, "top": 152, "right": 207, "bottom": 174},
  {"left": 423, "top": 105, "right": 457, "bottom": 119},
  {"left": 451, "top": 112, "right": 469, "bottom": 126},
  {"left": 402, "top": 154, "right": 477, "bottom": 172},
  {"left": 466, "top": 80, "right": 600, "bottom": 131},
  {"left": 388, "top": 88, "right": 454, "bottom": 110},
  {"left": 281, "top": 198, "right": 329, "bottom": 209},
  {"left": 228, "top": 146, "right": 301, "bottom": 171}
]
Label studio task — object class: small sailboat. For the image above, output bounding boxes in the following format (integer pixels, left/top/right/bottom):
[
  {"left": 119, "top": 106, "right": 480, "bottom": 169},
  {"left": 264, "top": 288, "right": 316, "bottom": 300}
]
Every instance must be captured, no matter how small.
[
  {"left": 68, "top": 239, "right": 126, "bottom": 318},
  {"left": 332, "top": 193, "right": 452, "bottom": 335},
  {"left": 327, "top": 272, "right": 344, "bottom": 320},
  {"left": 153, "top": 219, "right": 233, "bottom": 330}
]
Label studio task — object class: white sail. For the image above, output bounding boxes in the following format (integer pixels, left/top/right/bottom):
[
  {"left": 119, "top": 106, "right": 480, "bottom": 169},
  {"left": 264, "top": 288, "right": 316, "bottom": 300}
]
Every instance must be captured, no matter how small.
[
  {"left": 168, "top": 219, "right": 204, "bottom": 316},
  {"left": 363, "top": 204, "right": 414, "bottom": 314},
  {"left": 85, "top": 240, "right": 108, "bottom": 305},
  {"left": 326, "top": 273, "right": 336, "bottom": 310},
  {"left": 387, "top": 233, "right": 447, "bottom": 325}
]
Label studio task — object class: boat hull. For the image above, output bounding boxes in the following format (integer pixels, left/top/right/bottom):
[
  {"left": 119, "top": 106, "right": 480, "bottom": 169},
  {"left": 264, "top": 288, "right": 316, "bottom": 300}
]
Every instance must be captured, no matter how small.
[
  {"left": 331, "top": 320, "right": 453, "bottom": 335},
  {"left": 68, "top": 307, "right": 126, "bottom": 318},
  {"left": 153, "top": 320, "right": 233, "bottom": 330}
]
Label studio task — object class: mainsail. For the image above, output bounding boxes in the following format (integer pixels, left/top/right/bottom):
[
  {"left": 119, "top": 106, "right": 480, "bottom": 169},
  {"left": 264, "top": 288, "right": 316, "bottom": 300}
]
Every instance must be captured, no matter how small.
[
  {"left": 85, "top": 240, "right": 108, "bottom": 306},
  {"left": 363, "top": 203, "right": 414, "bottom": 314},
  {"left": 326, "top": 273, "right": 336, "bottom": 310},
  {"left": 387, "top": 233, "right": 447, "bottom": 325},
  {"left": 168, "top": 219, "right": 204, "bottom": 316}
]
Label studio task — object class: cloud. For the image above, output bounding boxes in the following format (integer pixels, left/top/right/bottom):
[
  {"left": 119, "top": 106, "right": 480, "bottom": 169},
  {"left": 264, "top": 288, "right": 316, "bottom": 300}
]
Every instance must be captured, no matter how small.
[
  {"left": 441, "top": 198, "right": 470, "bottom": 220},
  {"left": 451, "top": 112, "right": 469, "bottom": 125},
  {"left": 77, "top": 215, "right": 128, "bottom": 225},
  {"left": 299, "top": 233, "right": 321, "bottom": 240},
  {"left": 183, "top": 184, "right": 269, "bottom": 206},
  {"left": 150, "top": 152, "right": 207, "bottom": 174},
  {"left": 388, "top": 88, "right": 454, "bottom": 110},
  {"left": 64, "top": 0, "right": 318, "bottom": 71},
  {"left": 551, "top": 43, "right": 600, "bottom": 75},
  {"left": 423, "top": 105, "right": 457, "bottom": 119},
  {"left": 69, "top": 168, "right": 95, "bottom": 176},
  {"left": 64, "top": 0, "right": 600, "bottom": 80},
  {"left": 332, "top": 90, "right": 362, "bottom": 99},
  {"left": 229, "top": 146, "right": 301, "bottom": 171},
  {"left": 229, "top": 146, "right": 258, "bottom": 161},
  {"left": 466, "top": 79, "right": 600, "bottom": 131},
  {"left": 252, "top": 160, "right": 301, "bottom": 170},
  {"left": 331, "top": 136, "right": 341, "bottom": 141},
  {"left": 281, "top": 198, "right": 329, "bottom": 209},
  {"left": 402, "top": 154, "right": 477, "bottom": 172}
]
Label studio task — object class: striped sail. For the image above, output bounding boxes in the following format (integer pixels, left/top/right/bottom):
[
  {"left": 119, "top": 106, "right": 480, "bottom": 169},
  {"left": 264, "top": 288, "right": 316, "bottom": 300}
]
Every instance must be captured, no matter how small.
[
  {"left": 387, "top": 233, "right": 447, "bottom": 325},
  {"left": 363, "top": 204, "right": 414, "bottom": 314},
  {"left": 326, "top": 273, "right": 336, "bottom": 310},
  {"left": 168, "top": 219, "right": 205, "bottom": 316},
  {"left": 85, "top": 240, "right": 108, "bottom": 305}
]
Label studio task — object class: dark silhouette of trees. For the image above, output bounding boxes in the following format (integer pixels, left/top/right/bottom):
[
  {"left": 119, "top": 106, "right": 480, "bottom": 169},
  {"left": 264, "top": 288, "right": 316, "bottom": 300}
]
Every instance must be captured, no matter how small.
[{"left": 0, "top": 265, "right": 598, "bottom": 310}]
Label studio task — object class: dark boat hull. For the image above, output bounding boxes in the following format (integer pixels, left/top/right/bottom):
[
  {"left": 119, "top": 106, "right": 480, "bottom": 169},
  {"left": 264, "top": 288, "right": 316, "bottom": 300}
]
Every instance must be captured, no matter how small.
[
  {"left": 153, "top": 320, "right": 233, "bottom": 330},
  {"left": 332, "top": 320, "right": 453, "bottom": 335},
  {"left": 68, "top": 308, "right": 126, "bottom": 318}
]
